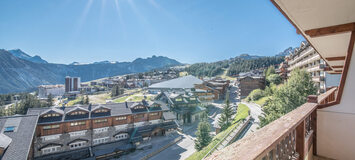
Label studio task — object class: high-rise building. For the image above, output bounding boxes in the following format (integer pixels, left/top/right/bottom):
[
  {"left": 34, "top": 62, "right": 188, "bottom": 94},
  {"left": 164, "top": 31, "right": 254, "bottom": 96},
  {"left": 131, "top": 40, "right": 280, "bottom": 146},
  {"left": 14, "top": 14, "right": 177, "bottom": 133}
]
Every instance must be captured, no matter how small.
[{"left": 65, "top": 76, "right": 81, "bottom": 93}]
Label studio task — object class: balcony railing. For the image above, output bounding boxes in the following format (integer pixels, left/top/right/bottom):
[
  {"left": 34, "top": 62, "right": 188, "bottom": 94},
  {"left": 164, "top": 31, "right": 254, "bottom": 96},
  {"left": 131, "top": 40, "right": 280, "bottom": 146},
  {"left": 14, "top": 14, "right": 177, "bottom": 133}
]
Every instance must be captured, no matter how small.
[{"left": 206, "top": 88, "right": 338, "bottom": 160}]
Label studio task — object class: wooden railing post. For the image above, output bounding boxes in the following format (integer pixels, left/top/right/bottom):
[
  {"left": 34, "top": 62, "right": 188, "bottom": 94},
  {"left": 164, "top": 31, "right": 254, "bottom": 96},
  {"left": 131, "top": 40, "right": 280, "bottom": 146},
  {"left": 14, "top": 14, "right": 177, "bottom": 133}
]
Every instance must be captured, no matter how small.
[
  {"left": 296, "top": 120, "right": 305, "bottom": 160},
  {"left": 311, "top": 110, "right": 317, "bottom": 156}
]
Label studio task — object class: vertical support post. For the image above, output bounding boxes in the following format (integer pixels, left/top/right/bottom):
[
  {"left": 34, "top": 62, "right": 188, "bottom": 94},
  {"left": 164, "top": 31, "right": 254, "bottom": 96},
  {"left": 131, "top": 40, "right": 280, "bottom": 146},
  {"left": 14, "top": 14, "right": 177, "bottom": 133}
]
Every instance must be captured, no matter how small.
[
  {"left": 296, "top": 120, "right": 305, "bottom": 160},
  {"left": 311, "top": 110, "right": 317, "bottom": 156}
]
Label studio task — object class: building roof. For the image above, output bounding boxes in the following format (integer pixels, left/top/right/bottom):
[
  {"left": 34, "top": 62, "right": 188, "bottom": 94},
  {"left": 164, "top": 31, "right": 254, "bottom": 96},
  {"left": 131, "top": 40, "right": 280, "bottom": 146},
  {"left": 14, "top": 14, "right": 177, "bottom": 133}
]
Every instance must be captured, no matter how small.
[
  {"left": 28, "top": 101, "right": 169, "bottom": 124},
  {"left": 148, "top": 75, "right": 203, "bottom": 89},
  {"left": 0, "top": 133, "right": 12, "bottom": 149},
  {"left": 163, "top": 112, "right": 176, "bottom": 120},
  {"left": 0, "top": 115, "right": 38, "bottom": 160}
]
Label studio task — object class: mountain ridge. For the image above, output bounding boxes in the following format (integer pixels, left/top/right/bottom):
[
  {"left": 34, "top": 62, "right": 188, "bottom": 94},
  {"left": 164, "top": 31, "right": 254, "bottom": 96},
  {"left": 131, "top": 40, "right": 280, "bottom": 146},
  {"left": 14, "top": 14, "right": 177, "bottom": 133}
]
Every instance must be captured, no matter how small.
[
  {"left": 8, "top": 49, "right": 48, "bottom": 64},
  {"left": 0, "top": 49, "right": 181, "bottom": 94}
]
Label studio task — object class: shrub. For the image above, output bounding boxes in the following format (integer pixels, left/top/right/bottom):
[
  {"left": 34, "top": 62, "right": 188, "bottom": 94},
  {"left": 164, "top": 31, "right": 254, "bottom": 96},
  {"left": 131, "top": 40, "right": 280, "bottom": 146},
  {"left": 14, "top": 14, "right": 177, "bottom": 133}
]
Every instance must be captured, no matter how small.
[{"left": 248, "top": 89, "right": 265, "bottom": 101}]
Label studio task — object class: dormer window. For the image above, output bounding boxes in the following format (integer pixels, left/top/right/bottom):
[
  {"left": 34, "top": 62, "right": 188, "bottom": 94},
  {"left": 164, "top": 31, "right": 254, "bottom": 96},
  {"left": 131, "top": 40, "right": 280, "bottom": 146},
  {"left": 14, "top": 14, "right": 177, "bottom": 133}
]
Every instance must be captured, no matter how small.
[
  {"left": 70, "top": 111, "right": 86, "bottom": 116},
  {"left": 134, "top": 106, "right": 145, "bottom": 109},
  {"left": 94, "top": 109, "right": 107, "bottom": 113},
  {"left": 43, "top": 113, "right": 60, "bottom": 118}
]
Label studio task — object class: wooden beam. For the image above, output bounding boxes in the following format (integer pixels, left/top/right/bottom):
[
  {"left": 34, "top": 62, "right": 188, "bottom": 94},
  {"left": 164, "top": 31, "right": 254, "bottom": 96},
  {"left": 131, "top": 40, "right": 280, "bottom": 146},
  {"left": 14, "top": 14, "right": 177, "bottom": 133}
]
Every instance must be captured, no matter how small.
[
  {"left": 324, "top": 66, "right": 332, "bottom": 71},
  {"left": 335, "top": 31, "right": 355, "bottom": 103},
  {"left": 332, "top": 65, "right": 344, "bottom": 68},
  {"left": 325, "top": 56, "right": 346, "bottom": 61},
  {"left": 305, "top": 22, "right": 355, "bottom": 38},
  {"left": 334, "top": 70, "right": 343, "bottom": 73}
]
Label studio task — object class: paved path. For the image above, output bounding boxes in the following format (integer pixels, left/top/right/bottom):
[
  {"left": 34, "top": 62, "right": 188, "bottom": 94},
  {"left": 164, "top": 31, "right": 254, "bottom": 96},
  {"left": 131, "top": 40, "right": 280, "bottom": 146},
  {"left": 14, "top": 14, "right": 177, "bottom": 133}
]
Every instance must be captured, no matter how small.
[{"left": 241, "top": 102, "right": 263, "bottom": 136}]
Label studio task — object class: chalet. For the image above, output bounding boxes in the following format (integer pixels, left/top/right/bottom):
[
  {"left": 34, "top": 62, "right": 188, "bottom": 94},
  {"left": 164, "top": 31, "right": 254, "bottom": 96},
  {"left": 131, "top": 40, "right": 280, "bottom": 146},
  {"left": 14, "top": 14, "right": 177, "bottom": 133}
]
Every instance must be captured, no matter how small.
[
  {"left": 237, "top": 76, "right": 265, "bottom": 99},
  {"left": 155, "top": 92, "right": 205, "bottom": 124}
]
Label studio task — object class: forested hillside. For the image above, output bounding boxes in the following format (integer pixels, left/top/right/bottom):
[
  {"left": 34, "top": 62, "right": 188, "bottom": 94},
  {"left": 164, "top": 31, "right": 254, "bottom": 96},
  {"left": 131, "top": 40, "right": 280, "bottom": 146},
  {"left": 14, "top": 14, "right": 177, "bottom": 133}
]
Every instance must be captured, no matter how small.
[{"left": 185, "top": 55, "right": 284, "bottom": 77}]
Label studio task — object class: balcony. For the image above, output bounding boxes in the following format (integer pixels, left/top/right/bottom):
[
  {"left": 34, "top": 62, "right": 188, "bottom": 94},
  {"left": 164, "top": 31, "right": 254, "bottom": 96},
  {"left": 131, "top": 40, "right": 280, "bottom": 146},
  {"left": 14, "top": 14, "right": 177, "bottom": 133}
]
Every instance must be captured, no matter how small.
[
  {"left": 206, "top": 88, "right": 337, "bottom": 160},
  {"left": 312, "top": 76, "right": 325, "bottom": 82}
]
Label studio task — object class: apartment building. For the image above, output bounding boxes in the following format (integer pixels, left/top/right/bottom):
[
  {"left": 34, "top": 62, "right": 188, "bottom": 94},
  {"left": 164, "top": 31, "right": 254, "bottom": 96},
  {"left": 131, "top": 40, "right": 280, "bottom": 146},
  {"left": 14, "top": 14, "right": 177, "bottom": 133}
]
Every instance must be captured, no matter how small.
[
  {"left": 38, "top": 85, "right": 65, "bottom": 99},
  {"left": 286, "top": 42, "right": 328, "bottom": 93},
  {"left": 16, "top": 101, "right": 177, "bottom": 159},
  {"left": 65, "top": 76, "right": 81, "bottom": 93}
]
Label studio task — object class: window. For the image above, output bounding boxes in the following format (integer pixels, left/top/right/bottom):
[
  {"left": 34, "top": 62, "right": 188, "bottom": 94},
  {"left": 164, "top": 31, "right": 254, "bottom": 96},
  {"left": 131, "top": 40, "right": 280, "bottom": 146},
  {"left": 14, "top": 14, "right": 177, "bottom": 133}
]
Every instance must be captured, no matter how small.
[
  {"left": 115, "top": 124, "right": 128, "bottom": 131},
  {"left": 4, "top": 126, "right": 15, "bottom": 132},
  {"left": 149, "top": 112, "right": 158, "bottom": 116},
  {"left": 70, "top": 121, "right": 86, "bottom": 127},
  {"left": 69, "top": 130, "right": 87, "bottom": 137},
  {"left": 190, "top": 98, "right": 196, "bottom": 100},
  {"left": 93, "top": 127, "right": 109, "bottom": 134},
  {"left": 134, "top": 114, "right": 144, "bottom": 119},
  {"left": 43, "top": 113, "right": 60, "bottom": 118},
  {"left": 70, "top": 111, "right": 87, "bottom": 116},
  {"left": 94, "top": 119, "right": 107, "bottom": 123},
  {"left": 69, "top": 141, "right": 86, "bottom": 149},
  {"left": 115, "top": 116, "right": 127, "bottom": 121},
  {"left": 134, "top": 106, "right": 144, "bottom": 109},
  {"left": 43, "top": 124, "right": 60, "bottom": 130},
  {"left": 175, "top": 98, "right": 182, "bottom": 101},
  {"left": 115, "top": 133, "right": 129, "bottom": 141},
  {"left": 42, "top": 146, "right": 60, "bottom": 155},
  {"left": 41, "top": 134, "right": 61, "bottom": 141},
  {"left": 94, "top": 109, "right": 108, "bottom": 113},
  {"left": 93, "top": 137, "right": 109, "bottom": 145}
]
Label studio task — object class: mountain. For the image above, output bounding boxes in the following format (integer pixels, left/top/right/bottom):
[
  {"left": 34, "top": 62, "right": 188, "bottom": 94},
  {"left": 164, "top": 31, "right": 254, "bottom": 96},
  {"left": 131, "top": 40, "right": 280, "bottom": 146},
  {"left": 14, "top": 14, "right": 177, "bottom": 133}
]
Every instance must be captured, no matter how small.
[
  {"left": 0, "top": 50, "right": 181, "bottom": 93},
  {"left": 236, "top": 54, "right": 263, "bottom": 60},
  {"left": 276, "top": 47, "right": 295, "bottom": 57},
  {"left": 93, "top": 60, "right": 118, "bottom": 64},
  {"left": 8, "top": 49, "right": 48, "bottom": 64}
]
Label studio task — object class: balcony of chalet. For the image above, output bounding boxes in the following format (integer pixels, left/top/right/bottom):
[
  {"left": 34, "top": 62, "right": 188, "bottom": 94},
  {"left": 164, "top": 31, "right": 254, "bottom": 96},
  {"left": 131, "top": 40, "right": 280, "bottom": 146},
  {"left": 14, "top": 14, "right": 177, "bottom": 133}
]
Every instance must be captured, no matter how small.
[{"left": 206, "top": 0, "right": 355, "bottom": 159}]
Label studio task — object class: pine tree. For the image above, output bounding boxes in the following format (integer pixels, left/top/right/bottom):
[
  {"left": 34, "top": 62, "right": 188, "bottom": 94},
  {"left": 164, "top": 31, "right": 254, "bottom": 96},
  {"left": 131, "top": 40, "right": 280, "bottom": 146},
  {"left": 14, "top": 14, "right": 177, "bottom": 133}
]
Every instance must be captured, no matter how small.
[
  {"left": 47, "top": 94, "right": 53, "bottom": 107},
  {"left": 84, "top": 95, "right": 89, "bottom": 104},
  {"left": 218, "top": 91, "right": 233, "bottom": 131},
  {"left": 194, "top": 121, "right": 212, "bottom": 151}
]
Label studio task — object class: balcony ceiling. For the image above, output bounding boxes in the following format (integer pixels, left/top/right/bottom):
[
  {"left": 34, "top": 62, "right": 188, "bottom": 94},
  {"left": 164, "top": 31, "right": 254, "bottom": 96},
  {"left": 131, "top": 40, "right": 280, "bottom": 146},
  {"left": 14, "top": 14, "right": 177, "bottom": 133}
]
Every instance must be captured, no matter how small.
[{"left": 273, "top": 0, "right": 355, "bottom": 72}]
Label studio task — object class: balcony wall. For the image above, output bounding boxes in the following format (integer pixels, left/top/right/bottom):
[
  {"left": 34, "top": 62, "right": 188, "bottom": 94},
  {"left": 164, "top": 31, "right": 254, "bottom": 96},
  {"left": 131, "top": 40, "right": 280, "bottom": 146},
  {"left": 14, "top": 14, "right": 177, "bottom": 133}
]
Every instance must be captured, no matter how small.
[{"left": 316, "top": 47, "right": 355, "bottom": 159}]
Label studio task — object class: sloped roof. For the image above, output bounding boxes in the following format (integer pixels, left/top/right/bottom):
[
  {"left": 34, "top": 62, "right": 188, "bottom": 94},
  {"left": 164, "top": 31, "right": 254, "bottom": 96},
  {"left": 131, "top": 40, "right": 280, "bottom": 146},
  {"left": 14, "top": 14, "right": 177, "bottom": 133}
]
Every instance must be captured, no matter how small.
[
  {"left": 0, "top": 115, "right": 38, "bottom": 160},
  {"left": 0, "top": 133, "right": 12, "bottom": 149},
  {"left": 149, "top": 75, "right": 203, "bottom": 89},
  {"left": 40, "top": 108, "right": 64, "bottom": 116}
]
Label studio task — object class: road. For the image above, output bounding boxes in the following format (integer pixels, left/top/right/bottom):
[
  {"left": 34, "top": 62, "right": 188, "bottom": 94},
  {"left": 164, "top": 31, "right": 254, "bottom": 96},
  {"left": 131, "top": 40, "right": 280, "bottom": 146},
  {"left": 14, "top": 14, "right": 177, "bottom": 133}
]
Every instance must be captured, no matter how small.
[{"left": 149, "top": 133, "right": 196, "bottom": 160}]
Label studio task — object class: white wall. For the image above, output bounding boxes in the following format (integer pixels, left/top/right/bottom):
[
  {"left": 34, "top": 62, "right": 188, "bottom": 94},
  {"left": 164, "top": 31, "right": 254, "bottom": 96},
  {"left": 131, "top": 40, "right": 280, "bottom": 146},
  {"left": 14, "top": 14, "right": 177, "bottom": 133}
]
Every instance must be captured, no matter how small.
[{"left": 317, "top": 45, "right": 355, "bottom": 160}]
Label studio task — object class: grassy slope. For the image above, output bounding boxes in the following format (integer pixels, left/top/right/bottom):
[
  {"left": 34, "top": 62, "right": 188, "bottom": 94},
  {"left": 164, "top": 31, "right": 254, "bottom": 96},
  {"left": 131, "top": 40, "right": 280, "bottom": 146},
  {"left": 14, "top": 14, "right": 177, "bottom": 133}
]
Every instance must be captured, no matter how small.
[
  {"left": 218, "top": 68, "right": 236, "bottom": 81},
  {"left": 186, "top": 104, "right": 250, "bottom": 160}
]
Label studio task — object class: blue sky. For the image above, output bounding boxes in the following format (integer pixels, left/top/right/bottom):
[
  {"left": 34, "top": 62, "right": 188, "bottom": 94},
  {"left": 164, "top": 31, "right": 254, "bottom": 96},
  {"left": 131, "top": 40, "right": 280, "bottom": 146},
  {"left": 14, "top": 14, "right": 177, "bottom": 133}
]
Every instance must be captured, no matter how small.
[{"left": 0, "top": 0, "right": 304, "bottom": 64}]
